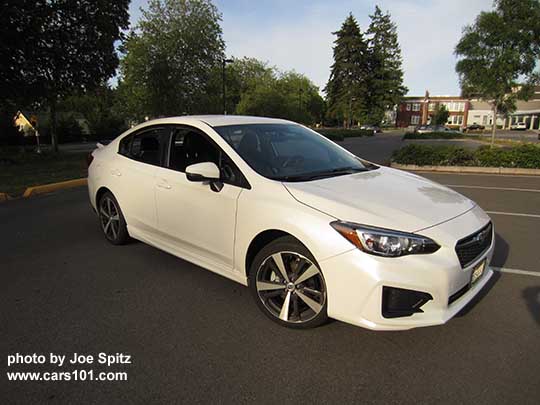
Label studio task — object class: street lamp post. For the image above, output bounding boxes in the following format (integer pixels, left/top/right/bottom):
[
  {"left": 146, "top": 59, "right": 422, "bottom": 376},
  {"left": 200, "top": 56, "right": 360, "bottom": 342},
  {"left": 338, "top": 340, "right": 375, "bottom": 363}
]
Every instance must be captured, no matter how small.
[
  {"left": 222, "top": 58, "right": 233, "bottom": 115},
  {"left": 348, "top": 96, "right": 356, "bottom": 129},
  {"left": 298, "top": 88, "right": 304, "bottom": 120}
]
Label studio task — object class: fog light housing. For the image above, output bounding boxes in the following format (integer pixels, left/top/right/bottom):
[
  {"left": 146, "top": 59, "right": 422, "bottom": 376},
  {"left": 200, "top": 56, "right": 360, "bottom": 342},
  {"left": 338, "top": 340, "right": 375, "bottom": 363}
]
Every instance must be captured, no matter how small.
[{"left": 382, "top": 286, "right": 433, "bottom": 318}]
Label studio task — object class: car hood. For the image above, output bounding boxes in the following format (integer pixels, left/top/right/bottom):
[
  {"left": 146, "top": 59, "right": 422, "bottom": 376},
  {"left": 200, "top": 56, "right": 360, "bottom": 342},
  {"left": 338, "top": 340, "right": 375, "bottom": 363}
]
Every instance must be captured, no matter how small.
[{"left": 283, "top": 166, "right": 475, "bottom": 233}]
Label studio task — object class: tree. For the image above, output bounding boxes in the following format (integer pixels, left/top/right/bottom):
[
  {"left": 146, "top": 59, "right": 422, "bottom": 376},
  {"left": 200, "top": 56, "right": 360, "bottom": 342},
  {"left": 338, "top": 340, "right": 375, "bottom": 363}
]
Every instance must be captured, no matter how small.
[
  {"left": 325, "top": 14, "right": 369, "bottom": 128},
  {"left": 0, "top": 1, "right": 43, "bottom": 105},
  {"left": 235, "top": 67, "right": 324, "bottom": 124},
  {"left": 455, "top": 0, "right": 540, "bottom": 145},
  {"left": 430, "top": 104, "right": 449, "bottom": 126},
  {"left": 236, "top": 83, "right": 289, "bottom": 119},
  {"left": 223, "top": 57, "right": 276, "bottom": 115},
  {"left": 1, "top": 1, "right": 130, "bottom": 151},
  {"left": 275, "top": 71, "right": 325, "bottom": 124},
  {"left": 365, "top": 6, "right": 407, "bottom": 125},
  {"left": 60, "top": 86, "right": 128, "bottom": 139},
  {"left": 119, "top": 0, "right": 225, "bottom": 120}
]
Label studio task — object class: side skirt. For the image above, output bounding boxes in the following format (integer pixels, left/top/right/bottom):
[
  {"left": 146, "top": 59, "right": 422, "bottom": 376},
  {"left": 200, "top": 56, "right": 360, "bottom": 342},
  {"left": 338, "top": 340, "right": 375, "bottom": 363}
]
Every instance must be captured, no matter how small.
[{"left": 128, "top": 225, "right": 249, "bottom": 287}]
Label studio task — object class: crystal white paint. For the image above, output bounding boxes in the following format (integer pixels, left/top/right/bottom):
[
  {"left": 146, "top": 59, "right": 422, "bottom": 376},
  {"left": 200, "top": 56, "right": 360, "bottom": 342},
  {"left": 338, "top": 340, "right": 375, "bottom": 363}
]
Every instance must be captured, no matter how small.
[{"left": 88, "top": 116, "right": 494, "bottom": 330}]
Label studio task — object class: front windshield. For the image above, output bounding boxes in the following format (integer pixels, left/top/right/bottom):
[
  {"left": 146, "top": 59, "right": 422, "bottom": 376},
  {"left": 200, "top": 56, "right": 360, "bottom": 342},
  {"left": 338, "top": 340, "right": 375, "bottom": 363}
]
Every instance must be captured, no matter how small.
[{"left": 213, "top": 123, "right": 376, "bottom": 181}]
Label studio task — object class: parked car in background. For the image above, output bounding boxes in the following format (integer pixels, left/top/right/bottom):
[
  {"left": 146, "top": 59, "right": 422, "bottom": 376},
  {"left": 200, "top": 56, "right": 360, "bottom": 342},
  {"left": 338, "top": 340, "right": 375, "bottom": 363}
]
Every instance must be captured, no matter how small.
[
  {"left": 433, "top": 125, "right": 462, "bottom": 134},
  {"left": 88, "top": 115, "right": 494, "bottom": 331},
  {"left": 360, "top": 124, "right": 382, "bottom": 133},
  {"left": 466, "top": 123, "right": 485, "bottom": 131},
  {"left": 510, "top": 122, "right": 527, "bottom": 130},
  {"left": 414, "top": 125, "right": 434, "bottom": 134},
  {"left": 415, "top": 125, "right": 461, "bottom": 134}
]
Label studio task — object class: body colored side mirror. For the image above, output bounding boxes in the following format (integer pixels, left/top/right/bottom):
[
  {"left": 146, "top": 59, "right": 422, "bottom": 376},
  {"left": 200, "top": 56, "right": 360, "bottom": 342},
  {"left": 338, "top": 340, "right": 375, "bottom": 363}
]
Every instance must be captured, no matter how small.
[{"left": 185, "top": 162, "right": 220, "bottom": 182}]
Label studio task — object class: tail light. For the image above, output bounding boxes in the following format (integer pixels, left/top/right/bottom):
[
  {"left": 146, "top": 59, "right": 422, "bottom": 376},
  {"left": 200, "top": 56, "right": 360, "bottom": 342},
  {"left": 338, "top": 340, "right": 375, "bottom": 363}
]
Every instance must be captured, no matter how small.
[{"left": 86, "top": 153, "right": 94, "bottom": 168}]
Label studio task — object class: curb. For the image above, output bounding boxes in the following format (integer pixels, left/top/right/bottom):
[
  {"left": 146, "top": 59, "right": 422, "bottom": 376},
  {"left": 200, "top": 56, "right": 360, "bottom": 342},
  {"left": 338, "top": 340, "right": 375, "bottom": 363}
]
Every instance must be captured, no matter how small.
[
  {"left": 390, "top": 163, "right": 540, "bottom": 176},
  {"left": 22, "top": 178, "right": 87, "bottom": 198}
]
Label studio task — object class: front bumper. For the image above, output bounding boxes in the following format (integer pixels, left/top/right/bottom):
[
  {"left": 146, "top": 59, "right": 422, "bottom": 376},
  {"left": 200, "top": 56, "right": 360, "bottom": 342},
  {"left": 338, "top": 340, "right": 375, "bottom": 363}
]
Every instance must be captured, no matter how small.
[{"left": 320, "top": 205, "right": 495, "bottom": 331}]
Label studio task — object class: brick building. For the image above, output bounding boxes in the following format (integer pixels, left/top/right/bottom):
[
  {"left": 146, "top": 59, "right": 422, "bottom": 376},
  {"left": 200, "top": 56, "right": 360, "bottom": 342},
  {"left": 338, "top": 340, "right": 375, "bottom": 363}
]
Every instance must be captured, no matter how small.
[{"left": 396, "top": 91, "right": 470, "bottom": 129}]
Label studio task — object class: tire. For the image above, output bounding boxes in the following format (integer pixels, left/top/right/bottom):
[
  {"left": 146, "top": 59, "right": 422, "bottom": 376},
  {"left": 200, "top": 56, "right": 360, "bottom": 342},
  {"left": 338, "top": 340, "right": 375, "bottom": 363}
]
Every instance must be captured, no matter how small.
[
  {"left": 249, "top": 236, "right": 328, "bottom": 329},
  {"left": 97, "top": 191, "right": 129, "bottom": 245}
]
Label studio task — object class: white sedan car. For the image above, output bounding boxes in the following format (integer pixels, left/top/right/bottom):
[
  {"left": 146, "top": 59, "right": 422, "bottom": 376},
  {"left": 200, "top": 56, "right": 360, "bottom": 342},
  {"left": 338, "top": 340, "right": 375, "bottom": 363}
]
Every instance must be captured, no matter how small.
[
  {"left": 510, "top": 122, "right": 527, "bottom": 130},
  {"left": 88, "top": 115, "right": 494, "bottom": 330}
]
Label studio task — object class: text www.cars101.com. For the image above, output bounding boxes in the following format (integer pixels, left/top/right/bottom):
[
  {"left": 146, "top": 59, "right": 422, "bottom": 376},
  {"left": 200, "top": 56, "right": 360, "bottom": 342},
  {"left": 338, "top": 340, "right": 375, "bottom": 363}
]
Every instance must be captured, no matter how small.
[{"left": 7, "top": 370, "right": 128, "bottom": 382}]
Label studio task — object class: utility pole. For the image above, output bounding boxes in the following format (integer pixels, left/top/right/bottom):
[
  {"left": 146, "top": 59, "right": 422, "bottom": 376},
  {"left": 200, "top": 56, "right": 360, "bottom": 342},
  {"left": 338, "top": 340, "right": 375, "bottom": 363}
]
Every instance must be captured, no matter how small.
[
  {"left": 222, "top": 58, "right": 233, "bottom": 115},
  {"left": 491, "top": 102, "right": 497, "bottom": 147}
]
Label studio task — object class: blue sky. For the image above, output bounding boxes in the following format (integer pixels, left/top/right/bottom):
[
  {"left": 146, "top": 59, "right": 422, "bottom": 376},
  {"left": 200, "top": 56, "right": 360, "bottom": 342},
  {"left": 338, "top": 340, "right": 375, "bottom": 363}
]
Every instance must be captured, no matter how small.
[{"left": 128, "top": 0, "right": 494, "bottom": 96}]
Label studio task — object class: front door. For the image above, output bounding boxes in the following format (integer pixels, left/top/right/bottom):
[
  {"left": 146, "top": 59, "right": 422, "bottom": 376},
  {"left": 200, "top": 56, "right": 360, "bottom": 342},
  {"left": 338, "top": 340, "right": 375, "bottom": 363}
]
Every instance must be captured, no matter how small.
[{"left": 154, "top": 126, "right": 246, "bottom": 272}]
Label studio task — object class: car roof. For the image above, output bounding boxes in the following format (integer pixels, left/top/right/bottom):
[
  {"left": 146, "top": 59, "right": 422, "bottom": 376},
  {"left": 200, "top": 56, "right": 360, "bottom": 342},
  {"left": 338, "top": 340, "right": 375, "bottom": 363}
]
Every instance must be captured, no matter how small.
[{"left": 138, "top": 115, "right": 293, "bottom": 128}]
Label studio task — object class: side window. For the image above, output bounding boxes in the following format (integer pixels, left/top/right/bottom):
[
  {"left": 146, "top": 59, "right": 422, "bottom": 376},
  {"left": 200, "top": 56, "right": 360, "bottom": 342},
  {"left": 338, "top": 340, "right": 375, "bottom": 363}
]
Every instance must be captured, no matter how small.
[
  {"left": 169, "top": 128, "right": 219, "bottom": 172},
  {"left": 118, "top": 127, "right": 170, "bottom": 166},
  {"left": 119, "top": 135, "right": 131, "bottom": 156},
  {"left": 168, "top": 127, "right": 248, "bottom": 188}
]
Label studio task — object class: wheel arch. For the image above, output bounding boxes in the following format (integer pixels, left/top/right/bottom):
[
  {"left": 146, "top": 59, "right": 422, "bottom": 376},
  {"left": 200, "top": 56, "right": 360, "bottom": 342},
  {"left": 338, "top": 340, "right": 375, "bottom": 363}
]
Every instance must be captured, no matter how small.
[
  {"left": 244, "top": 229, "right": 307, "bottom": 278},
  {"left": 95, "top": 186, "right": 113, "bottom": 208}
]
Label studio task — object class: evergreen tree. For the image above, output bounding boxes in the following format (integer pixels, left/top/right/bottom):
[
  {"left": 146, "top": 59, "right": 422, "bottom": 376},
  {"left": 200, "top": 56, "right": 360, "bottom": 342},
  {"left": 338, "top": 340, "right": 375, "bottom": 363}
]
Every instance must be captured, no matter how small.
[
  {"left": 366, "top": 6, "right": 407, "bottom": 125},
  {"left": 324, "top": 14, "right": 369, "bottom": 127}
]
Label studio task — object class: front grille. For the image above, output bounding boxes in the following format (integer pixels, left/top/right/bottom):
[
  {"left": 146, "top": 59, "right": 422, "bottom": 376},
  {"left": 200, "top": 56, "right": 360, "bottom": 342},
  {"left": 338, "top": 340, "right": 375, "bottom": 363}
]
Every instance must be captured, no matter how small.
[{"left": 455, "top": 222, "right": 492, "bottom": 268}]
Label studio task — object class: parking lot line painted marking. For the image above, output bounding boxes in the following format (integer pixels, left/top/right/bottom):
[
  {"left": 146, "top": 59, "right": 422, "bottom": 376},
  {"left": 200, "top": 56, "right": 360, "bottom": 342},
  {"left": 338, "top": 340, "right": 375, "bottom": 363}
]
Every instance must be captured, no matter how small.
[
  {"left": 444, "top": 184, "right": 540, "bottom": 193},
  {"left": 485, "top": 211, "right": 540, "bottom": 218},
  {"left": 416, "top": 171, "right": 540, "bottom": 178},
  {"left": 492, "top": 267, "right": 540, "bottom": 277}
]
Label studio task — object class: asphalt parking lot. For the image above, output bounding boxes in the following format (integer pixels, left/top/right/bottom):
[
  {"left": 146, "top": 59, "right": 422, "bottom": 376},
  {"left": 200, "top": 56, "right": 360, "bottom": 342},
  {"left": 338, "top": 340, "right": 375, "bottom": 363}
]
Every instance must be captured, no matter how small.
[{"left": 1, "top": 139, "right": 539, "bottom": 404}]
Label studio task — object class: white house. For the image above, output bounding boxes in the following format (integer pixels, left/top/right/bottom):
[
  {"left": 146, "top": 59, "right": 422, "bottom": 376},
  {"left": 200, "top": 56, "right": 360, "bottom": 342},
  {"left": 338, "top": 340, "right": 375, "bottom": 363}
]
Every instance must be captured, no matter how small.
[{"left": 467, "top": 89, "right": 540, "bottom": 129}]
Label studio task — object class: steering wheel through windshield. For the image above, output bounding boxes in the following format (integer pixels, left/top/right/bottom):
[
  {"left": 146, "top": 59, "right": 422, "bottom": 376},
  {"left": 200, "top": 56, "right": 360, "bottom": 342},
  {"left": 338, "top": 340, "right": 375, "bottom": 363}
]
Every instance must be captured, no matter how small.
[{"left": 281, "top": 155, "right": 304, "bottom": 168}]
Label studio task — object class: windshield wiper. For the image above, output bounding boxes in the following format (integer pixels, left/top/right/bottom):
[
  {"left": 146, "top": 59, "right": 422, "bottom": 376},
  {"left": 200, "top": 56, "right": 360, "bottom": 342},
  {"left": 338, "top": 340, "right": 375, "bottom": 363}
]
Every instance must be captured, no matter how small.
[{"left": 275, "top": 167, "right": 369, "bottom": 182}]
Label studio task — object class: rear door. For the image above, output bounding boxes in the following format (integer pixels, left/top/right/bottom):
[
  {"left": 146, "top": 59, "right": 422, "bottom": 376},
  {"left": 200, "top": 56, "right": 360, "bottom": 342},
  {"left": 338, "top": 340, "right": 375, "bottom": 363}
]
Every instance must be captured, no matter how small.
[{"left": 113, "top": 126, "right": 171, "bottom": 235}]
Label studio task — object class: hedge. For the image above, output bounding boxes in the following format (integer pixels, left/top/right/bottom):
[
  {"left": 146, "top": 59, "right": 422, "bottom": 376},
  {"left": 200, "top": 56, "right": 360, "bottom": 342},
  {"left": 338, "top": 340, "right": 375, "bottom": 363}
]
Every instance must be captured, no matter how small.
[
  {"left": 316, "top": 128, "right": 376, "bottom": 141},
  {"left": 403, "top": 131, "right": 466, "bottom": 140},
  {"left": 391, "top": 144, "right": 540, "bottom": 168},
  {"left": 316, "top": 131, "right": 343, "bottom": 141}
]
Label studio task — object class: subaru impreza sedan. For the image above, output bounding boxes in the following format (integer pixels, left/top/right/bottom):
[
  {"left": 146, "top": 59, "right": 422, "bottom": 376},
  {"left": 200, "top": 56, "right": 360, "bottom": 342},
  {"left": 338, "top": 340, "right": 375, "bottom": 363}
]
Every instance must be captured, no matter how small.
[{"left": 87, "top": 115, "right": 494, "bottom": 330}]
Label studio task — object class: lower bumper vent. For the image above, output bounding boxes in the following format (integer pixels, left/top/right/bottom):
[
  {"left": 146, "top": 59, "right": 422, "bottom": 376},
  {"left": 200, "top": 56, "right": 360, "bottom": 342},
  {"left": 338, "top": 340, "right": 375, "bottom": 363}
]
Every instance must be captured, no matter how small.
[{"left": 382, "top": 287, "right": 433, "bottom": 319}]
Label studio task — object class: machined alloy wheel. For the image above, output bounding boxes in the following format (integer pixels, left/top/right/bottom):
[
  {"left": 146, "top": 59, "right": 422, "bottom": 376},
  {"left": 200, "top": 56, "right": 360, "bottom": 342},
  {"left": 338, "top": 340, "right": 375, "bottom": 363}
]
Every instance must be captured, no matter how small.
[
  {"left": 253, "top": 247, "right": 327, "bottom": 327},
  {"left": 100, "top": 196, "right": 120, "bottom": 240},
  {"left": 98, "top": 192, "right": 129, "bottom": 245}
]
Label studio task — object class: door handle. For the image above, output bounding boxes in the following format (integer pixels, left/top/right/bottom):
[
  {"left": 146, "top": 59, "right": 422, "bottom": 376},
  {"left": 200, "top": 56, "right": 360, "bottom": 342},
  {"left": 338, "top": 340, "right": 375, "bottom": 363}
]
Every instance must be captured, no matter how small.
[
  {"left": 156, "top": 180, "right": 171, "bottom": 190},
  {"left": 111, "top": 169, "right": 122, "bottom": 177}
]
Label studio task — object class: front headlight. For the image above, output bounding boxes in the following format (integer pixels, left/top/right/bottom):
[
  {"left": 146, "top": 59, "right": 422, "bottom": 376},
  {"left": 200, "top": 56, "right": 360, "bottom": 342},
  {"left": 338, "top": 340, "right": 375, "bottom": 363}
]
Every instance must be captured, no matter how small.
[{"left": 330, "top": 221, "right": 440, "bottom": 257}]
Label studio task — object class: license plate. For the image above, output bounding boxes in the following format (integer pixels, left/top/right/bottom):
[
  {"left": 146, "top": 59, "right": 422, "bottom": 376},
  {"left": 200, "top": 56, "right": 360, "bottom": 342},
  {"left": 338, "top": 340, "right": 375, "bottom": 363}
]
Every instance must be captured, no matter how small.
[{"left": 471, "top": 259, "right": 486, "bottom": 285}]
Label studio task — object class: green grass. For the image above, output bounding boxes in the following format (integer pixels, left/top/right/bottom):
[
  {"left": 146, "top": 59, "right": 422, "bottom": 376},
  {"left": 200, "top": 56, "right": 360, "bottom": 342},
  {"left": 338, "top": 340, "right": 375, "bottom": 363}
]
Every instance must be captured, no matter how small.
[
  {"left": 0, "top": 147, "right": 88, "bottom": 196},
  {"left": 391, "top": 143, "right": 540, "bottom": 168}
]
